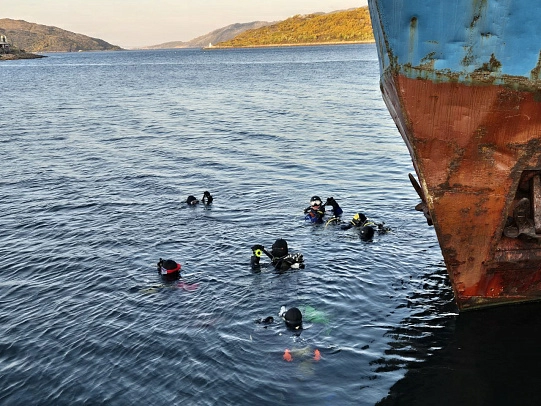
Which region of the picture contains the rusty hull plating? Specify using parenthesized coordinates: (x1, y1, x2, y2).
(368, 0, 541, 310)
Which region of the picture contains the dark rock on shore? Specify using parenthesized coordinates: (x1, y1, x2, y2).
(0, 50, 45, 61)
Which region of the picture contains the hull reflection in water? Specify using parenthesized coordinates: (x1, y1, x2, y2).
(378, 301, 541, 405)
(368, 0, 541, 309)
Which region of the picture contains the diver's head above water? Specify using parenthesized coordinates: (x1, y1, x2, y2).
(186, 195, 199, 205)
(281, 306, 303, 330)
(271, 238, 288, 258)
(157, 258, 181, 280)
(360, 225, 375, 241)
(352, 212, 367, 227)
(310, 196, 322, 209)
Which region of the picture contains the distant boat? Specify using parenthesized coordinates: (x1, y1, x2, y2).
(368, 1, 541, 310)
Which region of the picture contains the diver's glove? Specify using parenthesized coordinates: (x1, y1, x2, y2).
(326, 197, 343, 216)
(256, 316, 274, 324)
(251, 244, 264, 257)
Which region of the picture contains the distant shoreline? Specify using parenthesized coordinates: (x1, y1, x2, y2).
(203, 40, 375, 50)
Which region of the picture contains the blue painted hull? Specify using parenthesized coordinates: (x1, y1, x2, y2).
(369, 0, 541, 80)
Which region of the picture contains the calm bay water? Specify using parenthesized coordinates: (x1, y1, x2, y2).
(2, 45, 540, 405)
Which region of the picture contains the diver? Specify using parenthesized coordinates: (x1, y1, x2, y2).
(186, 195, 199, 205)
(202, 191, 213, 205)
(157, 258, 181, 281)
(279, 306, 322, 363)
(279, 306, 303, 330)
(341, 212, 390, 240)
(250, 238, 304, 272)
(304, 196, 326, 223)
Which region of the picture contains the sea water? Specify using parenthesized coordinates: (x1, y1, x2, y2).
(2, 45, 539, 406)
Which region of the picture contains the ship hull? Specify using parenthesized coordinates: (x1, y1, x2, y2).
(368, 0, 541, 310)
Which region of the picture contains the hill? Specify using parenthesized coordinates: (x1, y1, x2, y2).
(143, 21, 274, 49)
(214, 7, 373, 48)
(0, 19, 122, 52)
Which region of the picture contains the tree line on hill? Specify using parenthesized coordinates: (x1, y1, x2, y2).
(214, 8, 373, 48)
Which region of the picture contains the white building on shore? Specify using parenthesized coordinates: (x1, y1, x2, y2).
(0, 35, 11, 53)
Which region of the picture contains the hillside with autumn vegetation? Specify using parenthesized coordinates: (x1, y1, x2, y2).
(214, 7, 373, 48)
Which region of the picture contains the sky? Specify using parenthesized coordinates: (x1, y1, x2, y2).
(2, 1, 368, 49)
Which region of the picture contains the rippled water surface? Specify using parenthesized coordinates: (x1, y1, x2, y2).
(5, 45, 532, 406)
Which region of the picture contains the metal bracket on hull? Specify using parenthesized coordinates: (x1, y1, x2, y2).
(409, 173, 433, 226)
(504, 172, 541, 241)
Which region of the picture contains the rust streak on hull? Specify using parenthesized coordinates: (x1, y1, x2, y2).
(381, 69, 541, 309)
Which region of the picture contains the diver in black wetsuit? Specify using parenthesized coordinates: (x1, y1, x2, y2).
(341, 212, 390, 240)
(202, 191, 213, 205)
(186, 195, 199, 205)
(250, 238, 304, 272)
